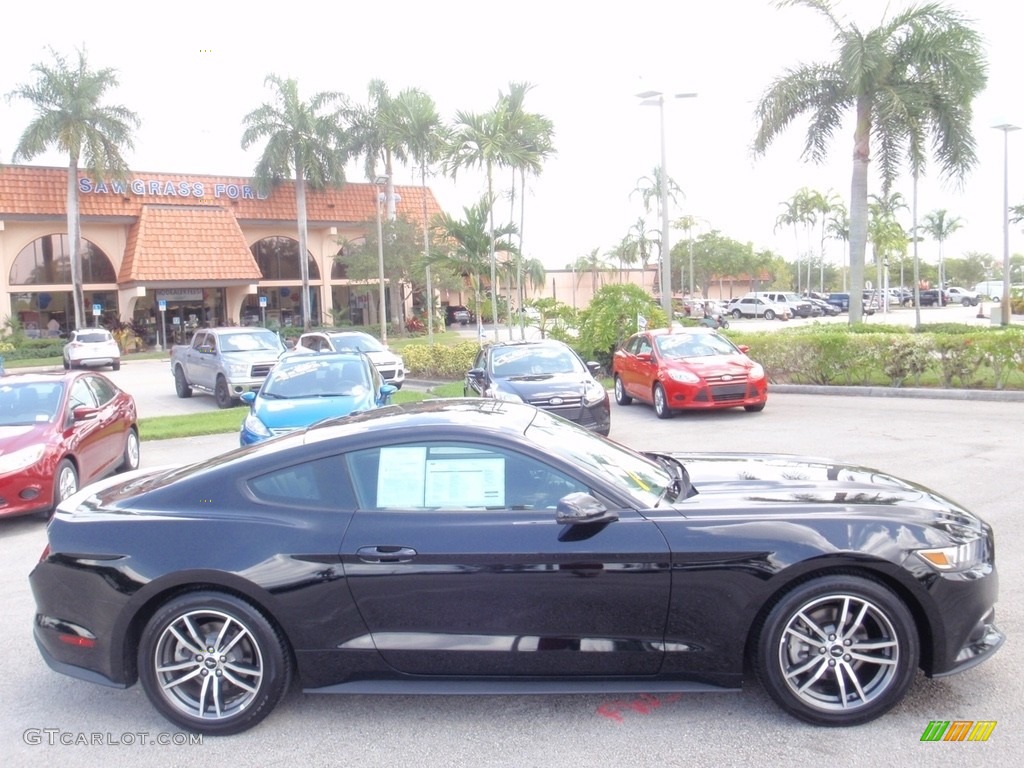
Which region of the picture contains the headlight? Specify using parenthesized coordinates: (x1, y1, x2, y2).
(749, 363, 766, 380)
(242, 412, 271, 438)
(226, 361, 250, 377)
(491, 389, 523, 403)
(916, 539, 985, 572)
(0, 444, 46, 475)
(667, 369, 701, 384)
(395, 355, 405, 372)
(582, 379, 607, 407)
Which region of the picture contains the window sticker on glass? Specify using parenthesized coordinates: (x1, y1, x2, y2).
(377, 446, 427, 507)
(425, 457, 505, 507)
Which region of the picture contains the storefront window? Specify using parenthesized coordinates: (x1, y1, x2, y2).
(9, 234, 116, 285)
(251, 237, 320, 280)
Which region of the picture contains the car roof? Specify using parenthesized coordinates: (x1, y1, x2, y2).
(0, 371, 89, 384)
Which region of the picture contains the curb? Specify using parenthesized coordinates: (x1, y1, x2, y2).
(770, 384, 1024, 402)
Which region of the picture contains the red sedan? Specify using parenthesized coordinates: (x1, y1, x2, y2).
(612, 327, 768, 418)
(0, 371, 139, 518)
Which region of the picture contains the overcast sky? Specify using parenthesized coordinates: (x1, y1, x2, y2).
(2, 0, 1020, 274)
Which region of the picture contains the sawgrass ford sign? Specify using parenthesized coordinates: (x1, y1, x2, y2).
(78, 177, 266, 200)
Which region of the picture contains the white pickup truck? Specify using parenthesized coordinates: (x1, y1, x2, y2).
(170, 327, 284, 408)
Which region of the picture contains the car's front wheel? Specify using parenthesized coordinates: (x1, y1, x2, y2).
(613, 375, 632, 405)
(732, 309, 743, 319)
(47, 459, 78, 517)
(214, 376, 234, 409)
(118, 428, 140, 472)
(744, 402, 766, 412)
(764, 309, 776, 321)
(653, 383, 673, 419)
(138, 592, 291, 735)
(755, 575, 918, 726)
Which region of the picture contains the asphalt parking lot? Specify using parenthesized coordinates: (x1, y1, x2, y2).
(3, 309, 1022, 766)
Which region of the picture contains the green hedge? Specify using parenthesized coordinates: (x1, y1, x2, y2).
(0, 338, 65, 361)
(727, 324, 1024, 390)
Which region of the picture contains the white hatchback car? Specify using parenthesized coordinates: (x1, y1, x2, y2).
(63, 328, 121, 371)
(297, 330, 405, 388)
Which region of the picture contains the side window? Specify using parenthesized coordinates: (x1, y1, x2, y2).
(637, 337, 653, 355)
(473, 350, 486, 370)
(247, 455, 356, 510)
(300, 336, 317, 350)
(625, 336, 640, 355)
(68, 379, 98, 412)
(345, 442, 589, 511)
(191, 332, 207, 351)
(84, 375, 117, 406)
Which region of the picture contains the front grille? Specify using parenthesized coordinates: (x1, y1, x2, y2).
(250, 363, 275, 378)
(380, 370, 396, 380)
(269, 427, 299, 436)
(708, 383, 751, 402)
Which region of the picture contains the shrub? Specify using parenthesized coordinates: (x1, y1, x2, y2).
(933, 335, 986, 388)
(401, 341, 479, 379)
(882, 335, 934, 387)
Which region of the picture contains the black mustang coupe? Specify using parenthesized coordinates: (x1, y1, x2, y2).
(30, 400, 1002, 735)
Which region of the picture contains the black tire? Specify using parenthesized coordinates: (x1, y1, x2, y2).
(732, 309, 743, 319)
(112, 359, 121, 371)
(613, 375, 632, 405)
(653, 383, 673, 419)
(174, 367, 193, 399)
(754, 575, 918, 726)
(214, 376, 234, 409)
(49, 459, 78, 515)
(744, 402, 766, 412)
(62, 356, 70, 371)
(118, 428, 140, 472)
(720, 320, 730, 329)
(137, 591, 291, 735)
(764, 309, 776, 321)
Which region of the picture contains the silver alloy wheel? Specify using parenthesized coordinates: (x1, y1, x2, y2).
(123, 429, 140, 471)
(777, 593, 900, 713)
(152, 609, 264, 722)
(57, 461, 78, 502)
(653, 384, 672, 419)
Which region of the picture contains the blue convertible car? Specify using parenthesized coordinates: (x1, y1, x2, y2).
(239, 351, 396, 445)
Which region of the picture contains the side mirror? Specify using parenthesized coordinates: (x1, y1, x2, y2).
(240, 392, 256, 406)
(380, 383, 398, 402)
(637, 352, 652, 362)
(586, 361, 601, 376)
(72, 406, 99, 421)
(555, 492, 619, 526)
(467, 367, 486, 381)
(737, 344, 750, 353)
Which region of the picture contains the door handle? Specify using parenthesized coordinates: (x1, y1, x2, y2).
(356, 546, 417, 563)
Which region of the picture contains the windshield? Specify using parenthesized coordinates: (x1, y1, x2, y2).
(0, 381, 64, 425)
(656, 333, 738, 360)
(74, 331, 113, 344)
(328, 333, 384, 353)
(261, 357, 370, 399)
(492, 346, 584, 377)
(524, 410, 672, 508)
(219, 331, 283, 353)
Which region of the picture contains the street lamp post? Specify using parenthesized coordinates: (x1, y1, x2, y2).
(638, 91, 697, 323)
(373, 175, 389, 344)
(995, 123, 1020, 326)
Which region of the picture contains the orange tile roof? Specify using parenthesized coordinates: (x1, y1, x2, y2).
(119, 206, 261, 283)
(0, 164, 442, 226)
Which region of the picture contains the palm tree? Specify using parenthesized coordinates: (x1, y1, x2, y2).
(445, 102, 513, 340)
(241, 75, 348, 331)
(631, 167, 684, 216)
(827, 202, 850, 290)
(390, 87, 446, 340)
(921, 209, 964, 305)
(347, 80, 407, 219)
(806, 189, 840, 292)
(575, 248, 612, 296)
(753, 0, 987, 323)
(774, 190, 813, 293)
(8, 48, 139, 330)
(498, 82, 555, 337)
(432, 197, 518, 326)
(625, 218, 657, 291)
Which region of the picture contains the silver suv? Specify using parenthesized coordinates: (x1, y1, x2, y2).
(752, 292, 817, 318)
(726, 296, 791, 321)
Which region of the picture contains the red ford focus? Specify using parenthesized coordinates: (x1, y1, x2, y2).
(0, 371, 139, 518)
(612, 327, 768, 418)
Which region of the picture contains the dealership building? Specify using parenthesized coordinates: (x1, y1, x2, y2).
(0, 165, 440, 343)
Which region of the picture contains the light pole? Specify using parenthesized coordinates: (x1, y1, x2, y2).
(995, 123, 1020, 326)
(373, 175, 389, 344)
(638, 91, 697, 323)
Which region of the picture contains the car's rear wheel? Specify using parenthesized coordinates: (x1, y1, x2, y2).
(118, 428, 140, 472)
(174, 367, 192, 399)
(653, 384, 673, 419)
(613, 375, 632, 405)
(138, 592, 291, 735)
(62, 357, 70, 370)
(755, 575, 917, 726)
(214, 376, 234, 409)
(112, 360, 121, 371)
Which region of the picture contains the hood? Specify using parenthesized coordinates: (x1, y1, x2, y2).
(362, 349, 398, 366)
(665, 356, 755, 377)
(671, 451, 977, 525)
(0, 422, 52, 450)
(253, 391, 375, 428)
(498, 371, 595, 400)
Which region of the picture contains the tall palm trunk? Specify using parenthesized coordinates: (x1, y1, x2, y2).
(294, 162, 312, 331)
(847, 103, 871, 324)
(487, 161, 498, 341)
(67, 157, 86, 329)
